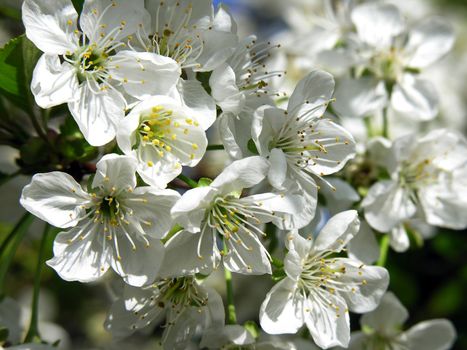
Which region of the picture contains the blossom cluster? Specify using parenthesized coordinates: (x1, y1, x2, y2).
(0, 0, 463, 349)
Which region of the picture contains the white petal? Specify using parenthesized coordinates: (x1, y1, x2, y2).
(360, 291, 409, 336)
(210, 63, 245, 114)
(159, 230, 219, 277)
(306, 119, 356, 176)
(362, 181, 416, 232)
(211, 156, 270, 195)
(287, 70, 334, 120)
(171, 186, 218, 232)
(313, 210, 360, 252)
(260, 278, 305, 334)
(391, 76, 439, 121)
(347, 331, 368, 350)
(268, 148, 288, 190)
(252, 106, 287, 156)
(105, 285, 164, 339)
(22, 0, 78, 54)
(405, 18, 455, 68)
(351, 3, 405, 49)
(176, 79, 216, 130)
(68, 85, 125, 146)
(31, 54, 78, 108)
(389, 224, 410, 252)
(20, 172, 90, 228)
(92, 154, 137, 191)
(110, 233, 164, 287)
(305, 292, 350, 349)
(218, 112, 245, 160)
(125, 187, 180, 239)
(109, 51, 180, 100)
(321, 178, 360, 215)
(348, 221, 380, 265)
(333, 78, 388, 118)
(201, 325, 255, 349)
(405, 319, 456, 350)
(47, 225, 110, 282)
(0, 298, 23, 344)
(223, 229, 271, 275)
(197, 31, 238, 72)
(284, 232, 312, 281)
(332, 258, 389, 313)
(80, 0, 147, 42)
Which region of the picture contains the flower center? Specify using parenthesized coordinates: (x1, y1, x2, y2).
(369, 48, 405, 84)
(399, 159, 437, 191)
(135, 105, 198, 165)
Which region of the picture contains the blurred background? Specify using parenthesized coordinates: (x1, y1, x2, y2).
(0, 0, 466, 349)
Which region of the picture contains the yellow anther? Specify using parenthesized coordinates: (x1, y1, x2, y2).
(174, 122, 180, 127)
(158, 151, 164, 157)
(143, 125, 150, 132)
(184, 129, 189, 135)
(147, 161, 154, 167)
(192, 143, 199, 150)
(142, 136, 150, 142)
(185, 118, 193, 125)
(67, 19, 73, 25)
(171, 134, 177, 140)
(165, 145, 172, 152)
(190, 153, 195, 160)
(152, 139, 160, 146)
(194, 121, 199, 127)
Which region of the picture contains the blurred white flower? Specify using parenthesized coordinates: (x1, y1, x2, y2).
(345, 292, 456, 350)
(260, 211, 389, 349)
(362, 130, 467, 244)
(20, 154, 180, 286)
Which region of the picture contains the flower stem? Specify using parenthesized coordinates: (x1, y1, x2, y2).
(177, 174, 198, 188)
(382, 107, 389, 139)
(206, 144, 224, 151)
(0, 213, 34, 297)
(223, 239, 237, 325)
(377, 234, 390, 267)
(24, 223, 53, 343)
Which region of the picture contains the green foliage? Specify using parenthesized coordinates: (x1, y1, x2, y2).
(0, 35, 41, 112)
(198, 177, 213, 187)
(72, 0, 85, 13)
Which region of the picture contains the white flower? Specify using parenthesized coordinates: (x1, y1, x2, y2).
(346, 292, 456, 350)
(332, 2, 455, 121)
(20, 154, 180, 286)
(134, 0, 238, 72)
(117, 95, 214, 189)
(105, 276, 224, 350)
(259, 211, 389, 349)
(252, 71, 356, 225)
(362, 130, 467, 241)
(161, 156, 306, 276)
(23, 0, 180, 146)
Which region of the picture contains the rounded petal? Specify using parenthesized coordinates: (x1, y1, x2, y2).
(361, 291, 409, 336)
(305, 292, 350, 349)
(284, 232, 312, 281)
(92, 154, 138, 191)
(391, 77, 439, 121)
(31, 54, 78, 109)
(332, 258, 389, 313)
(80, 0, 147, 42)
(348, 221, 380, 265)
(252, 106, 287, 156)
(110, 234, 164, 287)
(68, 85, 125, 147)
(313, 210, 360, 253)
(260, 278, 305, 334)
(210, 63, 245, 114)
(405, 17, 455, 68)
(159, 230, 219, 277)
(22, 0, 78, 54)
(109, 51, 180, 100)
(389, 224, 410, 252)
(223, 229, 272, 275)
(333, 78, 388, 118)
(171, 186, 218, 232)
(211, 156, 270, 195)
(405, 319, 456, 350)
(47, 225, 111, 282)
(362, 181, 417, 233)
(176, 79, 216, 130)
(268, 148, 288, 190)
(20, 172, 90, 228)
(287, 70, 334, 120)
(351, 3, 405, 49)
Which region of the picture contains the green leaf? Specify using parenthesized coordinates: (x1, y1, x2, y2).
(72, 0, 85, 13)
(0, 326, 9, 343)
(247, 139, 259, 155)
(0, 35, 41, 112)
